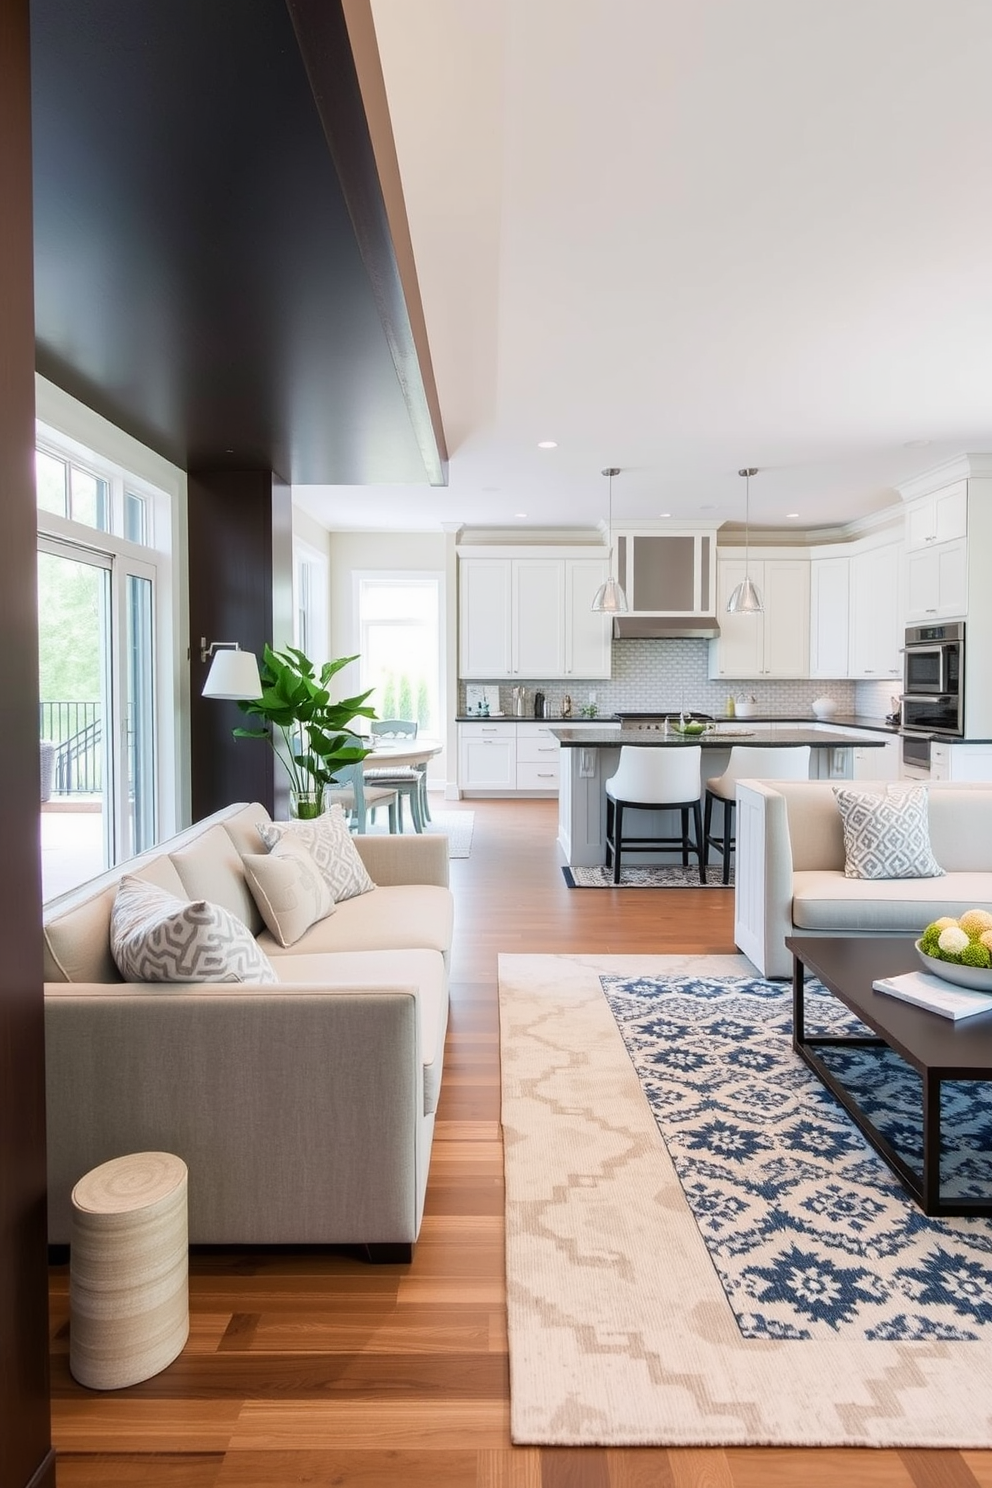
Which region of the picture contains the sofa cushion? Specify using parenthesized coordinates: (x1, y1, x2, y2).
(792, 870, 992, 933)
(833, 784, 944, 880)
(111, 875, 278, 984)
(273, 948, 448, 1114)
(258, 883, 454, 960)
(44, 855, 188, 984)
(170, 824, 264, 935)
(257, 805, 376, 902)
(242, 838, 334, 948)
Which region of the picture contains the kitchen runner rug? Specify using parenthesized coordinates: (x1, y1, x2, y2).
(562, 864, 734, 888)
(498, 953, 992, 1447)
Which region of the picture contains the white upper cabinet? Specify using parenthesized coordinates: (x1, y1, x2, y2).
(458, 552, 612, 679)
(709, 557, 810, 679)
(809, 556, 850, 678)
(564, 559, 613, 677)
(904, 538, 968, 622)
(458, 559, 511, 677)
(512, 560, 565, 676)
(848, 540, 902, 680)
(904, 481, 967, 551)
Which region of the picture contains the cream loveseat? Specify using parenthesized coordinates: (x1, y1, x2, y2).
(734, 780, 992, 978)
(44, 802, 454, 1259)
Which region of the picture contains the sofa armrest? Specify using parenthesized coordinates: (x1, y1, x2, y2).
(352, 833, 449, 888)
(45, 979, 430, 1246)
(734, 780, 796, 979)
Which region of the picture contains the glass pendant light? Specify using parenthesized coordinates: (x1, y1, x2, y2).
(726, 466, 764, 614)
(591, 466, 629, 613)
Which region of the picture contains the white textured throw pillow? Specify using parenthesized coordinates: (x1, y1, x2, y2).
(111, 875, 278, 983)
(256, 803, 376, 902)
(833, 784, 945, 881)
(242, 836, 335, 947)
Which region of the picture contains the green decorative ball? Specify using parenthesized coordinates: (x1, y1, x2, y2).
(960, 942, 992, 969)
(919, 926, 943, 956)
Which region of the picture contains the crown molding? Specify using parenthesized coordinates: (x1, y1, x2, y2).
(896, 452, 992, 502)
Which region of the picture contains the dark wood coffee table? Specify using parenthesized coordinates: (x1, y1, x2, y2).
(786, 935, 992, 1216)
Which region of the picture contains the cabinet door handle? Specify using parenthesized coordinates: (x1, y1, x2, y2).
(538, 746, 556, 753)
(537, 772, 556, 778)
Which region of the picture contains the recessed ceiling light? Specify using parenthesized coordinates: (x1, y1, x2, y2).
(658, 511, 671, 517)
(537, 440, 558, 450)
(515, 512, 528, 519)
(785, 512, 800, 519)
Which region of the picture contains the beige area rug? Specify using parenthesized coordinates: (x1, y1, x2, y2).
(498, 953, 992, 1447)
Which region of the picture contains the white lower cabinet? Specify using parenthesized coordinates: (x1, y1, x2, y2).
(458, 723, 516, 791)
(850, 731, 901, 780)
(516, 724, 561, 791)
(929, 742, 992, 782)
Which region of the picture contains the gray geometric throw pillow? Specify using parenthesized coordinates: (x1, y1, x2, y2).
(256, 804, 376, 903)
(833, 784, 945, 881)
(111, 875, 278, 983)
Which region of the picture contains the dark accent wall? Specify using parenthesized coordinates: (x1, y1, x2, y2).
(0, 3, 57, 1485)
(188, 470, 294, 820)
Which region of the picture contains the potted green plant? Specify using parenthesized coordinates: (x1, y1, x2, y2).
(234, 645, 376, 818)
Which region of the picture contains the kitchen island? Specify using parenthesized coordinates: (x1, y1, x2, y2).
(552, 725, 887, 868)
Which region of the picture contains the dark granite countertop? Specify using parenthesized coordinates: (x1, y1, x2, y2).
(457, 712, 902, 732)
(551, 726, 887, 748)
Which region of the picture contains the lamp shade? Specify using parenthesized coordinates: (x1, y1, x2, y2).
(726, 575, 764, 615)
(591, 574, 629, 614)
(202, 648, 263, 700)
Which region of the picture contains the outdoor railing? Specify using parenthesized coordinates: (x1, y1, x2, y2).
(40, 702, 102, 796)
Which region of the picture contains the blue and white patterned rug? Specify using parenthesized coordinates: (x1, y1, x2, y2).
(601, 972, 992, 1342)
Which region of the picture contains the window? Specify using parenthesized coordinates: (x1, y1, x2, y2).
(37, 434, 164, 899)
(356, 574, 441, 733)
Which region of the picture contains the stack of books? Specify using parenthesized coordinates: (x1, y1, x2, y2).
(872, 971, 992, 1021)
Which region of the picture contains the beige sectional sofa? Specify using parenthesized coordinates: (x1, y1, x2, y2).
(43, 802, 454, 1259)
(734, 780, 992, 978)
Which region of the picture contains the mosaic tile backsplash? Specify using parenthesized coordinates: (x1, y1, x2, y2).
(459, 638, 890, 720)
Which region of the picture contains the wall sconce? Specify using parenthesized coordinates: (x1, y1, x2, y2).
(200, 639, 263, 700)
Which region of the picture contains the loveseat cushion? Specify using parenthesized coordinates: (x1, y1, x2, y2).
(273, 948, 448, 1114)
(792, 870, 992, 933)
(44, 855, 188, 983)
(258, 884, 454, 961)
(170, 824, 264, 936)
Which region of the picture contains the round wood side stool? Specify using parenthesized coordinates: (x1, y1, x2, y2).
(69, 1151, 189, 1390)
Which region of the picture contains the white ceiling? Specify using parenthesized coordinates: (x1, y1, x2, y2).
(294, 0, 992, 536)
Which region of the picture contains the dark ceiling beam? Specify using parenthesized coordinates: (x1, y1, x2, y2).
(288, 0, 448, 487)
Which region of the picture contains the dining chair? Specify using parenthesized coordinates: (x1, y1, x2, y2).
(604, 746, 704, 885)
(703, 745, 811, 884)
(366, 719, 429, 830)
(324, 762, 398, 834)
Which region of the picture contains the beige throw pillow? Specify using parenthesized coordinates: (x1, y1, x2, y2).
(256, 804, 376, 902)
(242, 837, 335, 947)
(833, 784, 945, 881)
(111, 875, 278, 983)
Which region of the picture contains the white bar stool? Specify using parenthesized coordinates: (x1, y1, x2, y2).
(605, 745, 704, 884)
(703, 745, 811, 884)
(69, 1151, 189, 1390)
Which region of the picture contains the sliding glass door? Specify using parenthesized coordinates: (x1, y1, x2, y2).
(38, 537, 157, 898)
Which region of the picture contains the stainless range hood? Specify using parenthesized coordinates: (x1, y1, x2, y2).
(612, 615, 721, 640)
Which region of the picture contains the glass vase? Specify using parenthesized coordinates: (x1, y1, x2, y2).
(290, 788, 323, 820)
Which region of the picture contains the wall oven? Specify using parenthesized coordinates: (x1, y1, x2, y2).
(901, 621, 964, 738)
(903, 621, 964, 697)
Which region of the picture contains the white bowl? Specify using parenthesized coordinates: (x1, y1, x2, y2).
(915, 940, 992, 992)
(734, 702, 758, 719)
(811, 697, 838, 720)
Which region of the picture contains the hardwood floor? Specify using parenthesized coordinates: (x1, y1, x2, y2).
(48, 799, 991, 1487)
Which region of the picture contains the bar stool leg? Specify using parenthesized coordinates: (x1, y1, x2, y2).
(680, 807, 690, 866)
(722, 798, 734, 885)
(613, 801, 624, 884)
(703, 790, 714, 869)
(693, 800, 706, 883)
